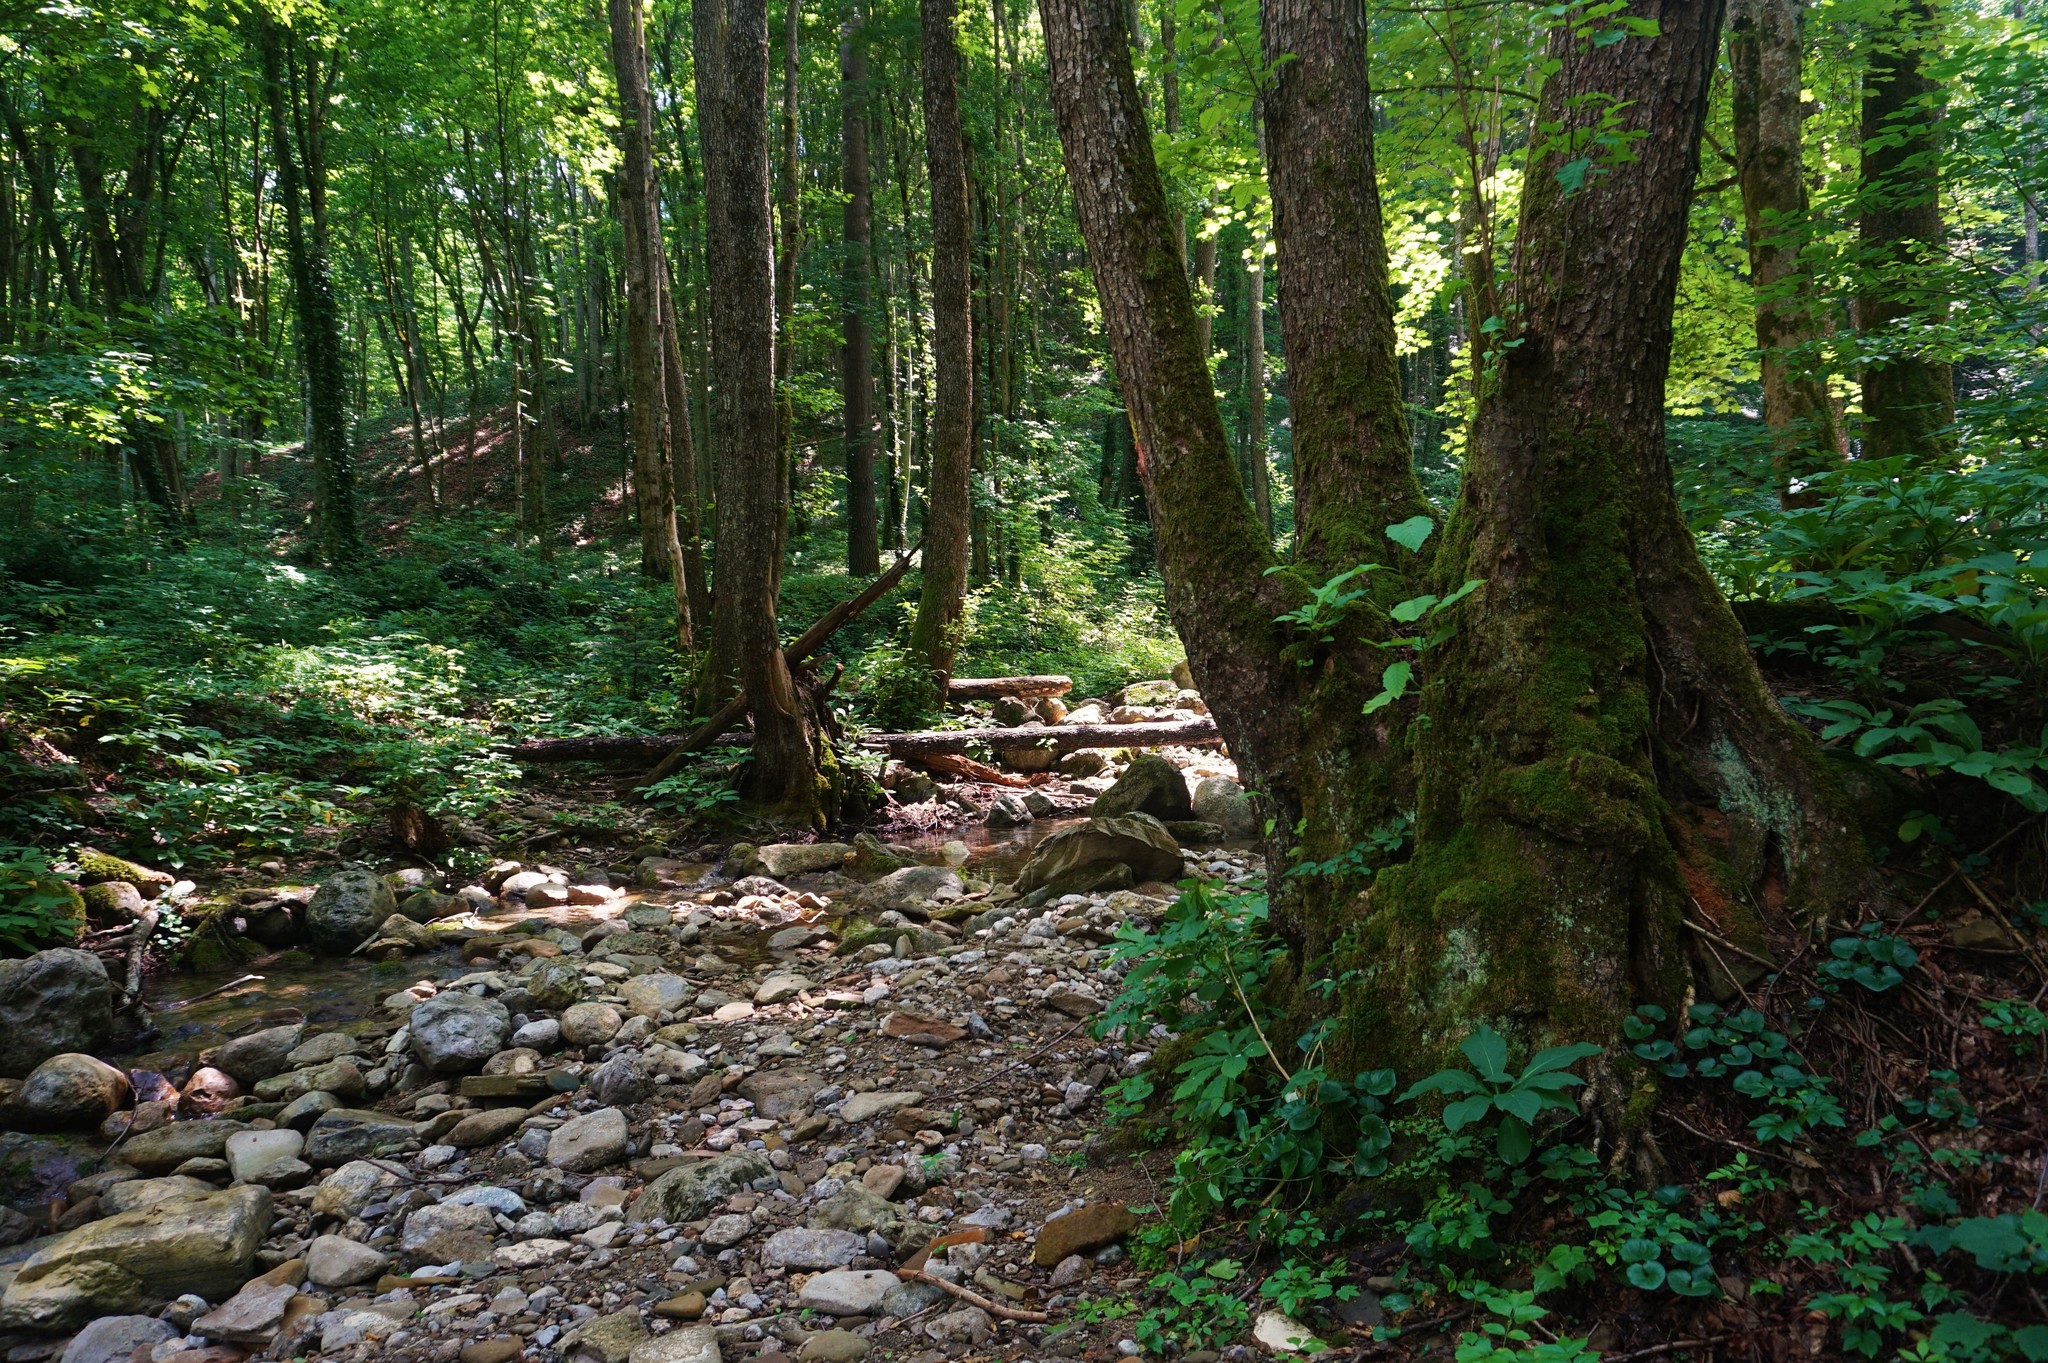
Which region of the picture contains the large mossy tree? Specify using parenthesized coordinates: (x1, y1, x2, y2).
(1043, 0, 1880, 1109)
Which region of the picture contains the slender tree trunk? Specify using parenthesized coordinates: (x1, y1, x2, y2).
(256, 17, 358, 561)
(1241, 235, 1271, 531)
(696, 0, 829, 825)
(1046, 0, 1876, 1085)
(1858, 0, 1952, 462)
(775, 0, 804, 546)
(908, 0, 974, 695)
(842, 2, 880, 574)
(609, 0, 692, 650)
(1729, 0, 1844, 506)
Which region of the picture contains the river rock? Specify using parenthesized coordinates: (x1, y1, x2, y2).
(761, 1227, 865, 1268)
(0, 1185, 270, 1331)
(401, 1202, 498, 1263)
(1013, 812, 1184, 895)
(1192, 775, 1260, 838)
(527, 960, 584, 1010)
(447, 1106, 528, 1148)
(628, 1150, 773, 1223)
(797, 1270, 899, 1316)
(306, 1234, 388, 1288)
(627, 1325, 720, 1363)
(734, 1069, 822, 1119)
(754, 974, 812, 1005)
(120, 1118, 249, 1175)
(0, 949, 114, 1078)
(852, 865, 963, 913)
(57, 1314, 177, 1363)
(305, 1108, 417, 1165)
(102, 1176, 212, 1216)
(1091, 753, 1195, 821)
(548, 1106, 628, 1172)
(409, 993, 511, 1072)
(285, 1031, 357, 1068)
(618, 973, 691, 1018)
(17, 1053, 130, 1129)
(747, 842, 852, 879)
(192, 1275, 298, 1345)
(798, 1330, 869, 1363)
(178, 1066, 242, 1116)
(310, 1161, 395, 1218)
(305, 868, 398, 953)
(837, 1090, 922, 1122)
(1252, 1309, 1323, 1353)
(399, 890, 466, 923)
(211, 1023, 306, 1085)
(512, 1018, 563, 1051)
(225, 1128, 306, 1185)
(562, 1001, 624, 1047)
(1033, 1202, 1137, 1265)
(984, 793, 1033, 828)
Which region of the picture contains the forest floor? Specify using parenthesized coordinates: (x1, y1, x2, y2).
(2, 698, 1265, 1363)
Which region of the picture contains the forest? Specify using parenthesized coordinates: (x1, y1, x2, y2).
(1, 0, 2047, 1358)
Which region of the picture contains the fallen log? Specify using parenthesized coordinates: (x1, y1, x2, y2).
(945, 675, 1072, 701)
(907, 752, 1042, 787)
(862, 716, 1220, 756)
(511, 730, 749, 764)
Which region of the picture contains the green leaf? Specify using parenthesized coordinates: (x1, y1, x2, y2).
(1461, 1026, 1512, 1082)
(1442, 1095, 1495, 1132)
(1385, 516, 1435, 552)
(1556, 157, 1593, 193)
(1495, 1114, 1533, 1163)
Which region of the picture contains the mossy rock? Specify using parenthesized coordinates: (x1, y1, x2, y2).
(73, 848, 173, 897)
(80, 882, 145, 925)
(183, 926, 261, 972)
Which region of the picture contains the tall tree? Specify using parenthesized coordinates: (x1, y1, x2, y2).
(907, 0, 974, 694)
(1044, 0, 1875, 1078)
(1859, 0, 1953, 462)
(774, 0, 803, 539)
(255, 10, 358, 561)
(696, 0, 828, 823)
(609, 0, 696, 647)
(1729, 0, 1844, 506)
(842, 1, 880, 574)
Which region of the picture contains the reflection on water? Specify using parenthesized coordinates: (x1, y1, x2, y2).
(902, 815, 1081, 881)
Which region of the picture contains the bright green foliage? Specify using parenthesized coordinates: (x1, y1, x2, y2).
(1398, 1027, 1601, 1165)
(0, 845, 86, 953)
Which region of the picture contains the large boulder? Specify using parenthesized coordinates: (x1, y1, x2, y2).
(1090, 754, 1195, 822)
(409, 993, 511, 1073)
(1191, 776, 1260, 838)
(744, 843, 852, 879)
(628, 1150, 772, 1223)
(16, 1053, 130, 1130)
(0, 1185, 271, 1331)
(1013, 813, 1185, 896)
(305, 869, 398, 954)
(0, 949, 114, 1079)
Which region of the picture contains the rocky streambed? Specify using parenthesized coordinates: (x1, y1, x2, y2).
(0, 748, 1271, 1363)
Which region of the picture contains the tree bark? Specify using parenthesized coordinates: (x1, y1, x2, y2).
(256, 16, 358, 562)
(1045, 0, 1876, 1084)
(842, 2, 880, 574)
(1858, 0, 1953, 463)
(775, 0, 804, 547)
(1729, 0, 1845, 505)
(696, 0, 829, 826)
(1241, 233, 1272, 531)
(908, 0, 975, 697)
(608, 0, 691, 645)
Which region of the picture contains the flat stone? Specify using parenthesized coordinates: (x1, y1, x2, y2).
(400, 1202, 498, 1264)
(192, 1278, 297, 1344)
(1252, 1310, 1322, 1353)
(549, 1106, 629, 1172)
(653, 1292, 706, 1320)
(754, 975, 813, 1005)
(492, 1239, 571, 1270)
(572, 1310, 648, 1363)
(619, 974, 692, 1018)
(860, 1165, 905, 1200)
(58, 1314, 177, 1363)
(797, 1270, 899, 1316)
(118, 1119, 250, 1175)
(761, 1227, 865, 1269)
(305, 1108, 416, 1165)
(837, 1090, 922, 1122)
(306, 1234, 388, 1289)
(1032, 1202, 1137, 1265)
(447, 1106, 528, 1148)
(627, 1324, 720, 1363)
(225, 1127, 306, 1184)
(460, 1339, 525, 1363)
(797, 1330, 869, 1363)
(880, 1013, 966, 1046)
(628, 1150, 773, 1223)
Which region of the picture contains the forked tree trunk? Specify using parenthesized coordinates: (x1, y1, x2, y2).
(1045, 0, 1877, 1090)
(1729, 0, 1845, 506)
(842, 3, 880, 575)
(696, 0, 830, 826)
(908, 0, 975, 696)
(1858, 0, 1953, 462)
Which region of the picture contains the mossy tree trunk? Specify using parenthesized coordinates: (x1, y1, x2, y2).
(1046, 0, 1879, 1084)
(696, 0, 830, 828)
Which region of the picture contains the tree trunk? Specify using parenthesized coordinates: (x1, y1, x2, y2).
(695, 0, 830, 826)
(1241, 236, 1271, 531)
(1729, 0, 1844, 506)
(256, 17, 358, 562)
(608, 0, 682, 603)
(842, 2, 880, 575)
(1045, 0, 1876, 1086)
(775, 0, 804, 550)
(1858, 0, 1952, 463)
(908, 0, 975, 697)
